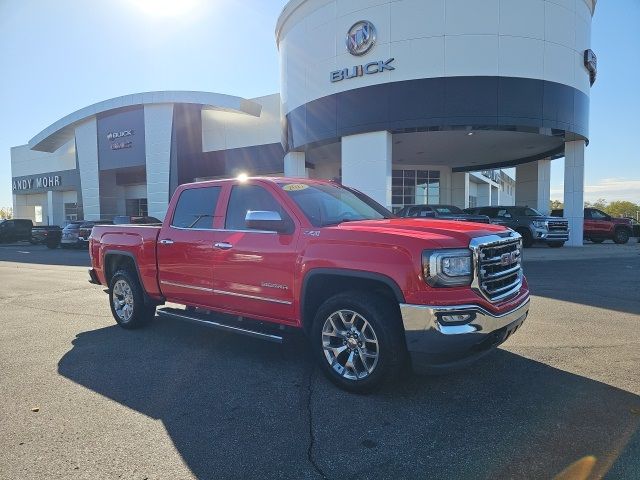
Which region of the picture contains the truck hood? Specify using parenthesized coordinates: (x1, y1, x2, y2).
(328, 218, 508, 248)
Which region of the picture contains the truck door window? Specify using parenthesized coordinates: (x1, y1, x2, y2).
(225, 184, 290, 231)
(171, 187, 221, 229)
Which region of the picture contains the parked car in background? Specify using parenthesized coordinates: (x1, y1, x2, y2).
(31, 225, 62, 249)
(624, 217, 640, 240)
(465, 206, 569, 248)
(0, 219, 33, 244)
(551, 208, 634, 244)
(113, 215, 162, 225)
(78, 220, 113, 247)
(60, 221, 85, 248)
(397, 204, 491, 223)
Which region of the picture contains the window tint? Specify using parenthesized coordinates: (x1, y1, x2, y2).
(225, 184, 289, 230)
(171, 186, 221, 229)
(591, 209, 608, 220)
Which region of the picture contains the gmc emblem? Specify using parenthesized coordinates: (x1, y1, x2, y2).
(500, 251, 518, 266)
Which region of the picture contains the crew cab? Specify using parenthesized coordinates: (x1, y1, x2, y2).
(89, 178, 530, 391)
(551, 208, 634, 244)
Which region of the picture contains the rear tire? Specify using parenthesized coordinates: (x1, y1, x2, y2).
(108, 270, 155, 329)
(613, 228, 630, 244)
(548, 242, 565, 248)
(46, 240, 59, 249)
(591, 238, 604, 244)
(311, 291, 407, 393)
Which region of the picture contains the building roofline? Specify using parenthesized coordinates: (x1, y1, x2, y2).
(29, 90, 262, 153)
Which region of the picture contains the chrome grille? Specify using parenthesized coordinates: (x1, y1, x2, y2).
(472, 235, 523, 302)
(548, 220, 568, 232)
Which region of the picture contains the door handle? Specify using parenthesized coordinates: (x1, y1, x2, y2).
(214, 242, 233, 250)
(159, 239, 174, 245)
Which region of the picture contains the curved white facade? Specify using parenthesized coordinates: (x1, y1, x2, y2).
(277, 0, 595, 115)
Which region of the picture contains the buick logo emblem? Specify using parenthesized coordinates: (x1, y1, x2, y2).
(346, 20, 376, 56)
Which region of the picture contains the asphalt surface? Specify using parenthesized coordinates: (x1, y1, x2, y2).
(0, 242, 638, 479)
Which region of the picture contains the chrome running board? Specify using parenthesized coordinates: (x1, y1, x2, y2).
(157, 307, 283, 344)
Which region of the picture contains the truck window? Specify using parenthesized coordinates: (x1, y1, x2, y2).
(225, 184, 290, 231)
(171, 186, 221, 229)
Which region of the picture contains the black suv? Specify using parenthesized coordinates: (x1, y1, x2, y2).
(0, 219, 33, 243)
(465, 206, 569, 247)
(397, 204, 491, 223)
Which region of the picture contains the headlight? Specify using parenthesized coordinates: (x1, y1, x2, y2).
(422, 249, 473, 287)
(533, 220, 548, 229)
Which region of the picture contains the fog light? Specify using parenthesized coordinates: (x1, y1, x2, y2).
(441, 314, 473, 323)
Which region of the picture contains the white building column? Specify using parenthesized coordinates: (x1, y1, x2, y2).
(563, 141, 586, 246)
(75, 118, 100, 220)
(144, 104, 174, 221)
(515, 159, 551, 214)
(341, 131, 392, 208)
(284, 151, 307, 178)
(47, 191, 64, 226)
(451, 172, 469, 209)
(477, 182, 491, 207)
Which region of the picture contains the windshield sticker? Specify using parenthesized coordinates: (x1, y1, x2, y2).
(282, 183, 309, 192)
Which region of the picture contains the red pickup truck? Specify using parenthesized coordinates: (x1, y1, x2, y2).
(551, 208, 634, 244)
(89, 177, 530, 391)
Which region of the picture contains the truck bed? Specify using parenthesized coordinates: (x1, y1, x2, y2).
(90, 225, 163, 298)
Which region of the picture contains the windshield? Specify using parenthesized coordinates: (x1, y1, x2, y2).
(434, 205, 463, 214)
(279, 182, 392, 227)
(509, 207, 543, 217)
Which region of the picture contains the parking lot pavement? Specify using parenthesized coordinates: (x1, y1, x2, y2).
(0, 244, 638, 479)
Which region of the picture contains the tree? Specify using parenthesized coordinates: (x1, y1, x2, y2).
(604, 201, 640, 219)
(585, 198, 607, 210)
(0, 207, 13, 220)
(550, 200, 564, 210)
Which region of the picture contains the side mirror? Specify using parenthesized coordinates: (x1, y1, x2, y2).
(245, 210, 290, 233)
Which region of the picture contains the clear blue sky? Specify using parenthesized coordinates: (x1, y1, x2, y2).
(1, 0, 638, 208)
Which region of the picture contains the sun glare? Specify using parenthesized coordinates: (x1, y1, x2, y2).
(130, 0, 200, 18)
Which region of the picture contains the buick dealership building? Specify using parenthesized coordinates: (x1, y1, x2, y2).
(11, 0, 595, 245)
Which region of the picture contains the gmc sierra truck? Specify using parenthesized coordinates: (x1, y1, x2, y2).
(89, 177, 530, 391)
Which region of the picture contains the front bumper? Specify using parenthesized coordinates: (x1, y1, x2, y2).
(534, 228, 569, 242)
(400, 295, 530, 373)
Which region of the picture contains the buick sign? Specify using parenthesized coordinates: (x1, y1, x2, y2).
(331, 21, 395, 83)
(107, 130, 134, 141)
(346, 20, 376, 56)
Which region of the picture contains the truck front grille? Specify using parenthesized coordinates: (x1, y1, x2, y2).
(475, 237, 522, 302)
(548, 220, 569, 232)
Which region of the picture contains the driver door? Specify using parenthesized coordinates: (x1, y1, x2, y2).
(212, 182, 298, 324)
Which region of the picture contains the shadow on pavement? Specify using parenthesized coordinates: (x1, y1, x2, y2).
(0, 244, 90, 267)
(522, 252, 640, 315)
(58, 317, 640, 480)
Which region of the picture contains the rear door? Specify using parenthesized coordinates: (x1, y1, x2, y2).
(212, 182, 298, 324)
(157, 185, 223, 308)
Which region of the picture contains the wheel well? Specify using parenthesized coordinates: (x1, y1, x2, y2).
(301, 272, 402, 335)
(104, 254, 137, 285)
(614, 225, 631, 234)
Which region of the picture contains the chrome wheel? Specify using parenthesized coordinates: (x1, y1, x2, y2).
(112, 279, 134, 323)
(322, 309, 379, 381)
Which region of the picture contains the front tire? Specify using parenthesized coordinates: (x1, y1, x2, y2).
(517, 229, 534, 248)
(108, 270, 155, 329)
(613, 228, 630, 244)
(311, 292, 407, 393)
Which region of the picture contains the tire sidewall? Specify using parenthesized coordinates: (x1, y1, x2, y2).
(108, 270, 153, 329)
(311, 292, 405, 393)
(614, 228, 630, 244)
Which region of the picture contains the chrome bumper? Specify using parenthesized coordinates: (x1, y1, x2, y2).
(400, 295, 530, 372)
